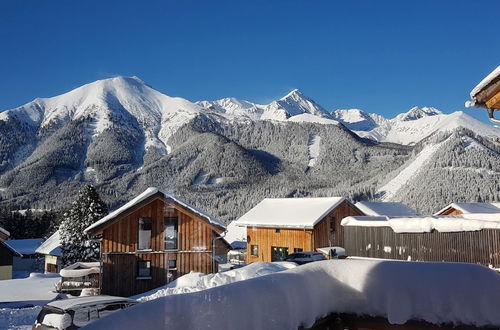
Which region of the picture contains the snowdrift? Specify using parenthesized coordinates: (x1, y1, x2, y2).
(83, 259, 500, 329)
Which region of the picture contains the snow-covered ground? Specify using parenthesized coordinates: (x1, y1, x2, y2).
(0, 273, 61, 309)
(84, 259, 500, 330)
(0, 306, 41, 330)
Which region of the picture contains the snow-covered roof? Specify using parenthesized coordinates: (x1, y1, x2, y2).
(224, 221, 247, 249)
(0, 240, 22, 257)
(434, 202, 500, 215)
(0, 225, 9, 237)
(235, 197, 346, 229)
(85, 187, 225, 234)
(35, 230, 62, 256)
(342, 214, 500, 233)
(355, 201, 420, 217)
(5, 238, 43, 255)
(47, 295, 136, 310)
(60, 261, 101, 277)
(470, 65, 500, 98)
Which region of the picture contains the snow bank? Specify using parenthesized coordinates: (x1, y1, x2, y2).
(342, 215, 500, 233)
(84, 259, 500, 329)
(0, 273, 62, 308)
(60, 262, 100, 277)
(133, 262, 297, 302)
(0, 306, 41, 330)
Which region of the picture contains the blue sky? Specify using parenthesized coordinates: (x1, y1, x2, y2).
(0, 0, 499, 121)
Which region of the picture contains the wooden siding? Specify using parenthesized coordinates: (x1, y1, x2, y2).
(436, 207, 463, 216)
(245, 201, 363, 263)
(486, 87, 500, 109)
(246, 227, 314, 263)
(344, 226, 500, 268)
(0, 231, 8, 241)
(313, 201, 364, 248)
(100, 196, 226, 296)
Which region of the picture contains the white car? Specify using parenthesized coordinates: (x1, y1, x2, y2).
(32, 295, 137, 330)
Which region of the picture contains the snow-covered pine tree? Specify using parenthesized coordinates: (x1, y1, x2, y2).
(60, 185, 108, 266)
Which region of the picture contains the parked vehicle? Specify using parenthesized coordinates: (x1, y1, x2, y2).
(32, 295, 137, 329)
(284, 251, 326, 265)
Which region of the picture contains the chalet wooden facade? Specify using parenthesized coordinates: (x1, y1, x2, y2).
(235, 197, 364, 263)
(85, 188, 229, 297)
(35, 230, 63, 273)
(434, 202, 500, 216)
(467, 65, 500, 123)
(342, 215, 500, 268)
(0, 227, 21, 280)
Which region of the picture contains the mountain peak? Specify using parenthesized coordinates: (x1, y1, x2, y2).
(395, 106, 443, 121)
(280, 88, 306, 100)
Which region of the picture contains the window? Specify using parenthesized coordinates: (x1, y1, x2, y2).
(164, 217, 179, 250)
(294, 248, 303, 253)
(330, 216, 337, 233)
(250, 245, 259, 257)
(271, 246, 289, 262)
(137, 260, 151, 278)
(168, 259, 177, 269)
(138, 217, 152, 250)
(275, 228, 281, 233)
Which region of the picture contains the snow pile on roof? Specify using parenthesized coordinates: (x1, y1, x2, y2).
(60, 262, 100, 278)
(224, 221, 247, 249)
(36, 230, 62, 256)
(0, 273, 62, 309)
(85, 187, 225, 233)
(133, 261, 297, 302)
(470, 65, 500, 98)
(435, 202, 500, 215)
(0, 225, 9, 237)
(342, 214, 500, 233)
(85, 259, 500, 329)
(235, 197, 345, 229)
(5, 238, 43, 255)
(355, 201, 420, 217)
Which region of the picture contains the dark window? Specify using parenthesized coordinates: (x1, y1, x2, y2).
(330, 216, 337, 233)
(138, 217, 152, 250)
(137, 260, 151, 278)
(168, 259, 177, 269)
(271, 246, 289, 262)
(275, 228, 280, 233)
(250, 245, 258, 257)
(164, 217, 179, 250)
(294, 248, 303, 253)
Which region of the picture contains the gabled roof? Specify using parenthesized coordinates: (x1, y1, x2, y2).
(35, 230, 62, 256)
(434, 202, 500, 216)
(342, 214, 500, 233)
(4, 238, 43, 255)
(470, 65, 500, 99)
(235, 197, 346, 229)
(0, 226, 9, 238)
(85, 187, 226, 234)
(0, 240, 22, 257)
(355, 201, 420, 217)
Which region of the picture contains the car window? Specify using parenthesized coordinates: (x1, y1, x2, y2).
(72, 306, 100, 327)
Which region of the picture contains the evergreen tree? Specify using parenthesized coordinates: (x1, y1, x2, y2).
(59, 185, 108, 266)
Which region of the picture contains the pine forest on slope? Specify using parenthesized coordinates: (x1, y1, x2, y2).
(0, 76, 499, 222)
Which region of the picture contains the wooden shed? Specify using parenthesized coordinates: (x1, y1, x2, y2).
(35, 230, 63, 273)
(466, 65, 500, 123)
(434, 202, 500, 216)
(84, 187, 229, 297)
(342, 214, 500, 268)
(0, 240, 22, 280)
(235, 197, 364, 263)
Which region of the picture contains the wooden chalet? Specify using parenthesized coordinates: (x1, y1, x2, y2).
(434, 202, 500, 216)
(235, 197, 364, 263)
(0, 227, 22, 280)
(35, 230, 63, 273)
(84, 187, 229, 297)
(466, 65, 500, 123)
(342, 214, 500, 268)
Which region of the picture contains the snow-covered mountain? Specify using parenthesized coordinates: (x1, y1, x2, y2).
(0, 76, 498, 218)
(335, 106, 500, 145)
(197, 89, 336, 123)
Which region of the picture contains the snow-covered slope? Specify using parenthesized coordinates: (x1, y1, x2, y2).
(0, 76, 204, 154)
(337, 106, 500, 145)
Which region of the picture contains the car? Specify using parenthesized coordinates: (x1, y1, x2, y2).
(284, 251, 327, 265)
(32, 295, 138, 330)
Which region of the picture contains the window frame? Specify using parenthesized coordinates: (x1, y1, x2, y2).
(137, 217, 152, 251)
(164, 216, 179, 251)
(330, 216, 337, 233)
(137, 260, 152, 279)
(250, 244, 259, 257)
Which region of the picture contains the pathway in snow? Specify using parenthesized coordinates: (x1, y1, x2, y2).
(377, 141, 443, 201)
(307, 135, 321, 167)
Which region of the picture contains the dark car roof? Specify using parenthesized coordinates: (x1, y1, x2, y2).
(47, 296, 136, 311)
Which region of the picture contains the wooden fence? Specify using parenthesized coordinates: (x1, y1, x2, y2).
(343, 226, 500, 268)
